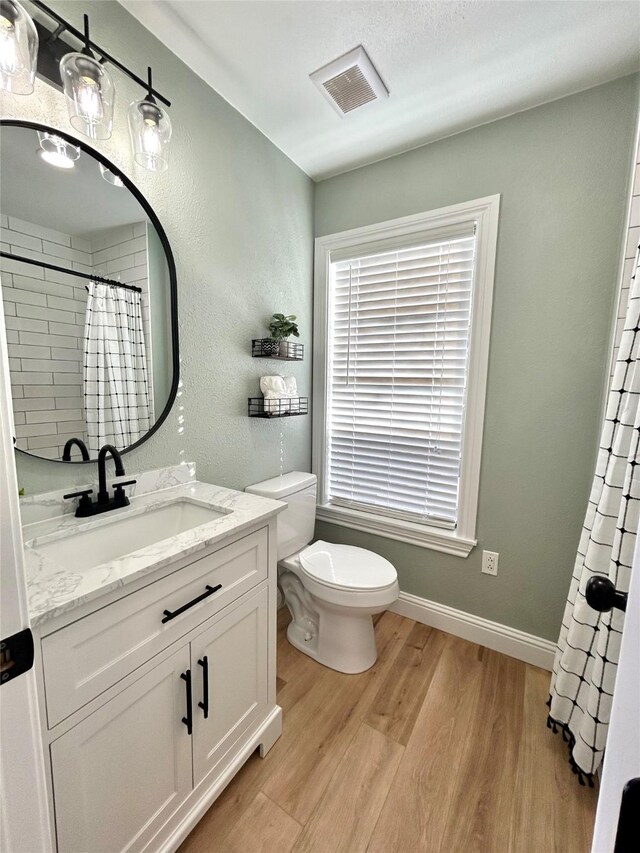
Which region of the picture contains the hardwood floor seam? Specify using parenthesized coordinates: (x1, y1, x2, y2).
(260, 790, 304, 829)
(363, 729, 408, 853)
(292, 722, 405, 853)
(258, 769, 310, 829)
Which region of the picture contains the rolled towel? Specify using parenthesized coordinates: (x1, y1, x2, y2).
(284, 376, 299, 412)
(260, 375, 298, 414)
(283, 376, 297, 395)
(260, 375, 286, 396)
(260, 375, 289, 414)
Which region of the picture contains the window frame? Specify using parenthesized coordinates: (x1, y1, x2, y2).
(313, 195, 500, 558)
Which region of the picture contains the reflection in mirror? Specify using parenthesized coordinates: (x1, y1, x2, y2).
(0, 123, 177, 462)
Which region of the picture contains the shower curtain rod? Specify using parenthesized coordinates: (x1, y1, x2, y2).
(0, 251, 143, 293)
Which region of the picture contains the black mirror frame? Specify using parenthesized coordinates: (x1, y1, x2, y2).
(1, 119, 179, 464)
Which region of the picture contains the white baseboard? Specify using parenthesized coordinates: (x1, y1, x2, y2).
(390, 591, 556, 671)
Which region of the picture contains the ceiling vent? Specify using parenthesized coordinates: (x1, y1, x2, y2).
(310, 46, 388, 117)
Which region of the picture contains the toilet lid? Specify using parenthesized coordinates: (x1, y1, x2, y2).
(299, 541, 397, 591)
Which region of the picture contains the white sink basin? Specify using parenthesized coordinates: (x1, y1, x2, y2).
(28, 500, 229, 571)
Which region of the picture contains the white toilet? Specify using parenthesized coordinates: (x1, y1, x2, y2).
(245, 472, 399, 673)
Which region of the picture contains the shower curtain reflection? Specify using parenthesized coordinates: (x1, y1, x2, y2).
(83, 281, 152, 455)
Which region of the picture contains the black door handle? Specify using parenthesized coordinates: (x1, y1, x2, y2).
(585, 576, 628, 613)
(180, 669, 193, 735)
(198, 655, 209, 719)
(615, 777, 640, 852)
(162, 583, 222, 623)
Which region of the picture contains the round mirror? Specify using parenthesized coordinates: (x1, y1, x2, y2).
(0, 120, 178, 463)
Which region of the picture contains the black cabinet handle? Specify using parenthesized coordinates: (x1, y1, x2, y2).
(585, 576, 628, 613)
(198, 655, 209, 719)
(162, 584, 222, 624)
(180, 669, 193, 735)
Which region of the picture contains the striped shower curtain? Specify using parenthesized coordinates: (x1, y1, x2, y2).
(83, 282, 151, 456)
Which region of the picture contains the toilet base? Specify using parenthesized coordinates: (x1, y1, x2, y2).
(286, 602, 380, 674)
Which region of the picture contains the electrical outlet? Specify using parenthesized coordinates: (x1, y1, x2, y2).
(482, 550, 499, 576)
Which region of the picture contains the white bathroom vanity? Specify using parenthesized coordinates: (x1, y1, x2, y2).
(21, 465, 284, 853)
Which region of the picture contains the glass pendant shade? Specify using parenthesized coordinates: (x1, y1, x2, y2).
(128, 98, 171, 172)
(0, 0, 38, 95)
(99, 163, 124, 187)
(59, 52, 114, 140)
(37, 131, 80, 169)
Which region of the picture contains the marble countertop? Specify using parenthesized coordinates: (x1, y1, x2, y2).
(24, 480, 284, 627)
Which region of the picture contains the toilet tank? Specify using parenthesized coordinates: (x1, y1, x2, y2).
(245, 472, 317, 560)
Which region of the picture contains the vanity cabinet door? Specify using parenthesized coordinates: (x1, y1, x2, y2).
(50, 645, 192, 853)
(192, 585, 269, 787)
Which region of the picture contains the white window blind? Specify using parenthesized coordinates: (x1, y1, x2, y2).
(326, 228, 477, 528)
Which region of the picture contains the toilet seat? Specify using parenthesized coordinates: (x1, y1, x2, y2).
(299, 540, 397, 592)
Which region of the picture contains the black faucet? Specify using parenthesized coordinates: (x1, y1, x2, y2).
(97, 444, 125, 504)
(62, 437, 90, 462)
(64, 444, 136, 518)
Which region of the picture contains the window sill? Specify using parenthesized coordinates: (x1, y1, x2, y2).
(315, 504, 476, 558)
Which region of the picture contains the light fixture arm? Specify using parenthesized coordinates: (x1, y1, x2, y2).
(80, 13, 92, 58)
(31, 0, 171, 107)
(146, 65, 156, 104)
(44, 21, 65, 43)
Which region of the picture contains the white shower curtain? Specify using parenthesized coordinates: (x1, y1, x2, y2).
(83, 282, 151, 456)
(548, 244, 640, 784)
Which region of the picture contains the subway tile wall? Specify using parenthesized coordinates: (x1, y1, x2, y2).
(1, 216, 88, 459)
(1, 216, 152, 459)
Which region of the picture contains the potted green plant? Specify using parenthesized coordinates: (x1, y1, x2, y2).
(265, 313, 299, 356)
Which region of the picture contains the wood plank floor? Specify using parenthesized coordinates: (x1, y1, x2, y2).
(178, 609, 598, 853)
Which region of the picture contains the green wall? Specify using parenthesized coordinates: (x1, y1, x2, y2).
(314, 75, 639, 641)
(2, 0, 314, 495)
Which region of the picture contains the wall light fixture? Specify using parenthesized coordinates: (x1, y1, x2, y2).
(9, 1, 173, 172)
(0, 0, 38, 94)
(37, 129, 80, 168)
(59, 15, 115, 140)
(128, 68, 172, 172)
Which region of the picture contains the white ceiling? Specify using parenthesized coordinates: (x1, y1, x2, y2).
(122, 0, 640, 180)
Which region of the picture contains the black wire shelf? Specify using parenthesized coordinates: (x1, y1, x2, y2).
(248, 397, 308, 418)
(251, 339, 304, 361)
